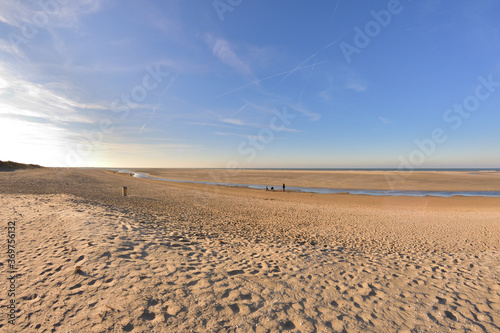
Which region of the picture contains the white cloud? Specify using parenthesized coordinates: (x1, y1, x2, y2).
(0, 65, 107, 124)
(186, 121, 238, 130)
(335, 66, 368, 92)
(288, 103, 321, 121)
(97, 141, 196, 154)
(318, 88, 333, 103)
(0, 0, 104, 30)
(205, 34, 254, 79)
(0, 38, 26, 60)
(214, 131, 249, 138)
(346, 81, 367, 92)
(378, 116, 393, 124)
(221, 118, 245, 126)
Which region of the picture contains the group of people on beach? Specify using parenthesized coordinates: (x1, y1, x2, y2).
(266, 183, 286, 192)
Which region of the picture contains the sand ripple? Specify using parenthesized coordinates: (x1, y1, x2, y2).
(1, 192, 499, 332)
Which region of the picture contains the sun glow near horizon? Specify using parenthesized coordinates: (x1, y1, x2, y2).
(1, 1, 500, 169)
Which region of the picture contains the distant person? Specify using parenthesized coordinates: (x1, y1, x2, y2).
(271, 186, 274, 191)
(266, 186, 269, 191)
(283, 183, 286, 192)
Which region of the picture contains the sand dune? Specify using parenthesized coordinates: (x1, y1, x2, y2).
(1, 168, 499, 332)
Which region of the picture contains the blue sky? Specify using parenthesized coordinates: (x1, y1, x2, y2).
(1, 0, 499, 168)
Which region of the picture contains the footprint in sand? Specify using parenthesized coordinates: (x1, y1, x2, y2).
(228, 304, 240, 314)
(140, 309, 156, 321)
(100, 251, 111, 259)
(227, 269, 245, 276)
(436, 296, 447, 304)
(118, 253, 132, 259)
(444, 310, 457, 321)
(121, 221, 134, 231)
(21, 293, 38, 302)
(69, 283, 82, 291)
(68, 283, 84, 296)
(122, 323, 134, 332)
(280, 320, 296, 330)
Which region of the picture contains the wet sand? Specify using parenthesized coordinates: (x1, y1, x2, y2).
(0, 168, 499, 332)
(134, 168, 500, 191)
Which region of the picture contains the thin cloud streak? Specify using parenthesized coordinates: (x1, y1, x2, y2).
(210, 61, 327, 100)
(205, 34, 255, 79)
(0, 0, 104, 29)
(378, 116, 394, 125)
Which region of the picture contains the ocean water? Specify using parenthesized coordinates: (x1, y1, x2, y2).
(110, 169, 500, 198)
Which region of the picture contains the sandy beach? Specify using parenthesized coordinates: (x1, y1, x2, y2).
(1, 168, 499, 332)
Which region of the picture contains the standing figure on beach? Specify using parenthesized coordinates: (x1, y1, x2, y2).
(271, 186, 274, 191)
(283, 183, 286, 192)
(266, 186, 268, 191)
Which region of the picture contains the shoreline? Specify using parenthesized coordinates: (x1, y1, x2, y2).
(130, 168, 500, 192)
(110, 168, 500, 197)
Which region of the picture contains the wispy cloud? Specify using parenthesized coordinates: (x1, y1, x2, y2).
(329, 0, 342, 27)
(99, 141, 196, 154)
(214, 131, 250, 138)
(0, 1, 34, 28)
(378, 116, 394, 125)
(211, 61, 325, 100)
(0, 0, 104, 29)
(138, 103, 160, 134)
(0, 65, 107, 124)
(205, 34, 255, 79)
(215, 127, 300, 140)
(229, 103, 248, 117)
(318, 88, 334, 103)
(288, 103, 321, 121)
(158, 58, 209, 75)
(186, 121, 239, 130)
(242, 96, 321, 122)
(280, 39, 337, 83)
(221, 118, 246, 126)
(346, 81, 367, 92)
(0, 39, 26, 60)
(333, 66, 368, 92)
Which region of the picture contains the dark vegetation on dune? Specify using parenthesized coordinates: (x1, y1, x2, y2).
(0, 160, 43, 171)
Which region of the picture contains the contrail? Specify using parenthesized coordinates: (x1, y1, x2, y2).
(138, 102, 160, 134)
(230, 103, 248, 117)
(328, 0, 341, 29)
(138, 75, 176, 133)
(279, 53, 319, 83)
(299, 62, 317, 102)
(210, 61, 326, 100)
(280, 37, 339, 83)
